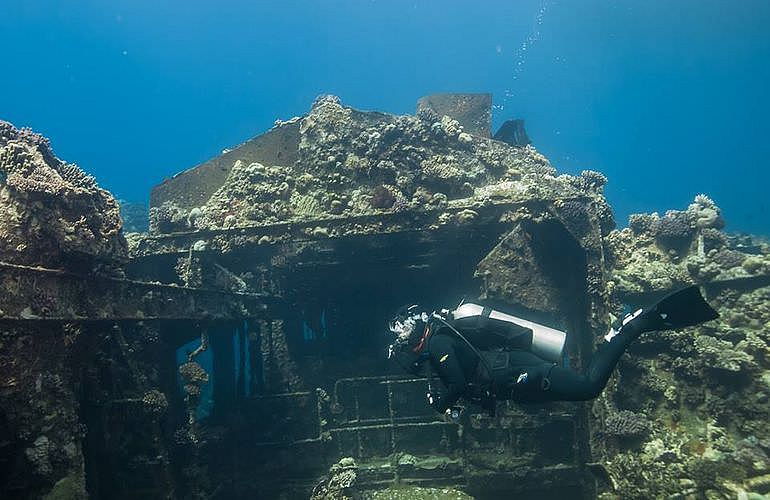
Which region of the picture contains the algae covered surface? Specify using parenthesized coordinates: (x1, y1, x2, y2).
(1, 94, 770, 500)
(148, 95, 607, 235)
(366, 486, 473, 500)
(594, 197, 770, 499)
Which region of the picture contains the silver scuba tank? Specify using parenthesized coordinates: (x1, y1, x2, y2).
(450, 303, 567, 363)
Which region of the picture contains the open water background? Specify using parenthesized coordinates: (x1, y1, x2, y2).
(1, 0, 769, 234)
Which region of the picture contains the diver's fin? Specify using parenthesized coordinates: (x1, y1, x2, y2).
(640, 285, 719, 332)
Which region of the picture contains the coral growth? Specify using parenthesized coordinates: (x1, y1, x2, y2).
(179, 361, 209, 402)
(689, 194, 725, 230)
(566, 169, 608, 194)
(604, 410, 651, 437)
(652, 210, 695, 251)
(141, 389, 169, 417)
(311, 457, 358, 500)
(600, 195, 770, 498)
(554, 199, 593, 238)
(604, 196, 770, 295)
(173, 96, 600, 231)
(0, 120, 127, 270)
(370, 184, 396, 209)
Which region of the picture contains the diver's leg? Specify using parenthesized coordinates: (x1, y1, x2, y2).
(526, 315, 649, 402)
(511, 344, 632, 403)
(522, 287, 719, 402)
(538, 365, 605, 401)
(510, 313, 669, 402)
(512, 287, 719, 403)
(507, 305, 655, 402)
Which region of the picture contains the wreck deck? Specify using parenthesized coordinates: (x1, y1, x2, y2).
(130, 198, 590, 258)
(0, 261, 282, 322)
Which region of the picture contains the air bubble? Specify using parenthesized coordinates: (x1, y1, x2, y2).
(499, 0, 551, 113)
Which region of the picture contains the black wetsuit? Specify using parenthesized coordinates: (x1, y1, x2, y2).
(422, 316, 649, 412)
(392, 287, 718, 413)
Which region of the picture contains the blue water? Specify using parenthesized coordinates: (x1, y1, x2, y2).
(2, 0, 769, 234)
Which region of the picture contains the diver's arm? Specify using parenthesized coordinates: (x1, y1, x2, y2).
(428, 335, 467, 412)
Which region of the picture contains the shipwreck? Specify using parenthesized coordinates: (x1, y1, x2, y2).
(1, 94, 769, 499)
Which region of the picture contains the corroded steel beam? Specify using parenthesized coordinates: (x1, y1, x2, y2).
(0, 261, 282, 322)
(131, 199, 586, 259)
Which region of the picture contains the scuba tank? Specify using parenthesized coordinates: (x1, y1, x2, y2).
(450, 303, 567, 363)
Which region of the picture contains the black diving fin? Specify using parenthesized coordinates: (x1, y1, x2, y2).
(639, 285, 719, 332)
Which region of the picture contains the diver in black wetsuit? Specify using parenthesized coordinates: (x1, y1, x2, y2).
(388, 286, 719, 417)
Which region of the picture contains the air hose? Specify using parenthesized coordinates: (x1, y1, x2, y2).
(433, 316, 494, 380)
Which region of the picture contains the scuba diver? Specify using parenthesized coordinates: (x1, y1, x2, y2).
(387, 286, 719, 419)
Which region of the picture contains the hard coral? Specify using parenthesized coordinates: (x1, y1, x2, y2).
(653, 211, 695, 250)
(701, 227, 728, 253)
(578, 169, 608, 192)
(693, 335, 754, 373)
(594, 197, 617, 236)
(688, 194, 725, 230)
(149, 201, 191, 234)
(0, 120, 127, 270)
(711, 249, 747, 270)
(606, 196, 770, 497)
(186, 96, 609, 230)
(604, 410, 651, 437)
(179, 361, 209, 384)
(311, 457, 358, 500)
(370, 185, 396, 209)
(141, 390, 169, 417)
(628, 212, 658, 236)
(555, 199, 593, 238)
(197, 160, 293, 228)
